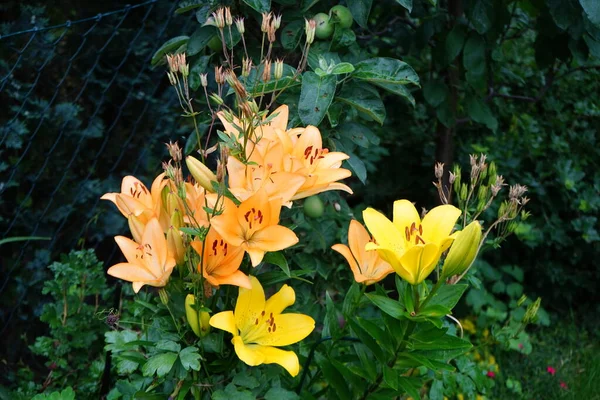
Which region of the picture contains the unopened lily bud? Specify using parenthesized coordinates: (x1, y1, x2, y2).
(224, 7, 233, 26)
(441, 220, 482, 280)
(208, 93, 224, 106)
(186, 156, 217, 193)
(459, 183, 468, 202)
(274, 59, 284, 80)
(261, 12, 273, 33)
(167, 226, 185, 265)
(262, 59, 272, 82)
(166, 191, 181, 217)
(305, 19, 316, 44)
(127, 213, 145, 243)
(487, 162, 497, 185)
(185, 294, 211, 337)
(159, 288, 169, 305)
(171, 209, 184, 230)
(235, 17, 245, 34)
(200, 73, 208, 88)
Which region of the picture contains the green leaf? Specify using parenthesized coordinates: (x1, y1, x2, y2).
(353, 342, 377, 382)
(383, 365, 398, 390)
(263, 251, 291, 277)
(468, 0, 493, 34)
(347, 0, 373, 28)
(398, 377, 422, 399)
(348, 319, 386, 363)
(187, 26, 216, 56)
(298, 72, 337, 126)
(396, 352, 455, 371)
(151, 36, 189, 65)
(425, 284, 468, 310)
(323, 291, 342, 339)
(264, 387, 299, 400)
(317, 357, 353, 399)
(142, 352, 178, 377)
(373, 82, 416, 106)
(411, 333, 472, 360)
(346, 150, 367, 184)
(242, 0, 271, 13)
(179, 346, 201, 371)
(463, 34, 486, 75)
(356, 317, 395, 355)
(466, 96, 497, 131)
(338, 122, 376, 148)
(423, 81, 449, 107)
(156, 340, 181, 353)
(353, 57, 419, 86)
(280, 20, 304, 50)
(548, 0, 581, 30)
(445, 25, 467, 64)
(332, 27, 357, 49)
(331, 62, 355, 75)
(395, 0, 413, 12)
(580, 0, 600, 25)
(189, 56, 211, 91)
(342, 282, 361, 317)
(232, 371, 260, 389)
(338, 83, 386, 125)
(365, 293, 404, 319)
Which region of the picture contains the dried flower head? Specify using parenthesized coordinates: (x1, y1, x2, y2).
(215, 66, 225, 85)
(166, 141, 182, 163)
(212, 8, 225, 29)
(200, 73, 208, 88)
(235, 17, 245, 34)
(262, 59, 272, 82)
(224, 7, 233, 26)
(274, 59, 284, 80)
(261, 12, 273, 33)
(272, 14, 282, 30)
(435, 162, 444, 180)
(166, 54, 179, 73)
(242, 57, 253, 78)
(305, 19, 316, 44)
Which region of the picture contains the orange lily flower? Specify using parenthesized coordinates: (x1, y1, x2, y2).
(283, 126, 353, 200)
(107, 218, 176, 293)
(227, 139, 306, 206)
(210, 189, 299, 266)
(332, 220, 395, 285)
(190, 227, 251, 289)
(183, 182, 211, 227)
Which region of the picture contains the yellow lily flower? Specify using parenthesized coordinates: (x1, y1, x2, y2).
(363, 200, 461, 285)
(210, 189, 299, 266)
(190, 227, 251, 289)
(101, 173, 168, 225)
(107, 218, 176, 293)
(209, 276, 315, 376)
(332, 220, 394, 285)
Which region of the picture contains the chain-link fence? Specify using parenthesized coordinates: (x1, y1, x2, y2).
(0, 0, 192, 358)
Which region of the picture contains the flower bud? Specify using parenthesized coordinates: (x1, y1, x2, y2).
(274, 59, 284, 80)
(441, 220, 482, 280)
(167, 226, 185, 265)
(305, 19, 316, 45)
(208, 93, 224, 106)
(170, 208, 184, 230)
(159, 288, 169, 305)
(235, 17, 245, 34)
(127, 213, 145, 243)
(186, 156, 217, 193)
(200, 73, 208, 88)
(185, 294, 211, 337)
(242, 57, 252, 78)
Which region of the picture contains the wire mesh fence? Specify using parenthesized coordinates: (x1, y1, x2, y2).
(0, 0, 192, 348)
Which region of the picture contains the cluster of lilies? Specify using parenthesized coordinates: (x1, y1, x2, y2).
(101, 102, 482, 376)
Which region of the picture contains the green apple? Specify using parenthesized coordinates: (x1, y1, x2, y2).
(303, 195, 325, 218)
(313, 12, 334, 39)
(207, 35, 222, 52)
(330, 5, 353, 29)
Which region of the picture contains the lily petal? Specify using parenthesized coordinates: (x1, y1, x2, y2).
(363, 208, 404, 253)
(209, 311, 238, 336)
(420, 204, 461, 244)
(256, 313, 315, 347)
(260, 345, 301, 377)
(264, 284, 295, 315)
(250, 225, 299, 252)
(232, 336, 265, 366)
(235, 276, 266, 334)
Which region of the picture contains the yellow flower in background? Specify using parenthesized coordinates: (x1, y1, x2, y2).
(209, 276, 315, 376)
(101, 173, 168, 226)
(190, 227, 250, 289)
(332, 220, 394, 285)
(461, 318, 476, 335)
(210, 189, 299, 266)
(363, 200, 461, 285)
(107, 218, 176, 293)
